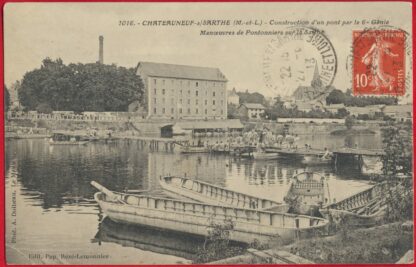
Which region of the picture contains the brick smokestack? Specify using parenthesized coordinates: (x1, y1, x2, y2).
(99, 35, 104, 64)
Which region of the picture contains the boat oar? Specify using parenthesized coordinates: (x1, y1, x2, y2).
(91, 181, 126, 204)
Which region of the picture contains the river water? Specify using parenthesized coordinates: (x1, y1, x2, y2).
(5, 133, 382, 264)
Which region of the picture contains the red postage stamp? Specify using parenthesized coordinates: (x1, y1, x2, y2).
(353, 30, 405, 96)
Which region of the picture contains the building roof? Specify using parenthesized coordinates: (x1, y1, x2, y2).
(174, 119, 243, 130)
(136, 61, 227, 82)
(240, 103, 266, 110)
(383, 105, 413, 114)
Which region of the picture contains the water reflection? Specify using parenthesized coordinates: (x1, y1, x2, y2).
(94, 217, 204, 260)
(5, 138, 376, 263)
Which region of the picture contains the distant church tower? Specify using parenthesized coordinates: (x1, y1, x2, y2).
(98, 35, 104, 64)
(311, 62, 322, 89)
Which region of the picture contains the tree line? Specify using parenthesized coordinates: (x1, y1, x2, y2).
(17, 58, 144, 113)
(326, 89, 398, 107)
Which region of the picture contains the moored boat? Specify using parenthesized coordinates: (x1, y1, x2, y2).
(284, 172, 331, 216)
(159, 176, 288, 212)
(49, 131, 89, 145)
(319, 182, 394, 227)
(92, 181, 329, 245)
(175, 144, 209, 153)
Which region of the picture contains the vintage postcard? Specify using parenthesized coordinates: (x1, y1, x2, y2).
(3, 2, 414, 265)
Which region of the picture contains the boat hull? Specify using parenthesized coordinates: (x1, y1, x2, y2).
(95, 192, 328, 245)
(49, 140, 89, 145)
(159, 176, 288, 212)
(176, 145, 209, 153)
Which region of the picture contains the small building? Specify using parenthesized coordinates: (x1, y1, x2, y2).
(294, 101, 324, 112)
(227, 88, 240, 105)
(238, 103, 266, 120)
(382, 105, 413, 122)
(346, 105, 384, 118)
(325, 103, 346, 114)
(172, 119, 244, 135)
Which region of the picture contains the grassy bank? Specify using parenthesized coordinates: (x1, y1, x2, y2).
(282, 222, 413, 264)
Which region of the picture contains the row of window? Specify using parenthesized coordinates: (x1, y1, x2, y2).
(153, 78, 224, 88)
(153, 88, 223, 97)
(153, 108, 224, 115)
(153, 98, 224, 106)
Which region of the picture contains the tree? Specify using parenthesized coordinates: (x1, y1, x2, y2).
(19, 58, 144, 112)
(336, 108, 349, 118)
(4, 85, 10, 111)
(326, 89, 345, 105)
(380, 123, 413, 222)
(345, 115, 355, 130)
(227, 103, 239, 119)
(237, 91, 266, 105)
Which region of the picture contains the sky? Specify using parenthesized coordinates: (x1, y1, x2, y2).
(4, 2, 412, 98)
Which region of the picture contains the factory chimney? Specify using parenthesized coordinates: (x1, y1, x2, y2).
(98, 35, 104, 64)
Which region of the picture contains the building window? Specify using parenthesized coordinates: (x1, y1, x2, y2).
(154, 98, 156, 104)
(196, 108, 199, 114)
(162, 108, 165, 114)
(180, 80, 183, 85)
(188, 90, 190, 95)
(163, 98, 165, 103)
(180, 99, 183, 104)
(205, 109, 207, 114)
(154, 88, 156, 94)
(154, 79, 157, 84)
(196, 90, 199, 96)
(213, 100, 216, 105)
(221, 109, 223, 115)
(221, 100, 224, 105)
(213, 92, 216, 97)
(162, 89, 165, 95)
(187, 81, 190, 87)
(196, 99, 198, 105)
(187, 108, 190, 114)
(154, 108, 157, 114)
(171, 89, 174, 94)
(196, 82, 198, 87)
(171, 108, 174, 114)
(179, 108, 182, 114)
(171, 98, 174, 104)
(187, 99, 190, 104)
(205, 100, 207, 105)
(162, 80, 165, 85)
(180, 89, 182, 94)
(171, 80, 174, 84)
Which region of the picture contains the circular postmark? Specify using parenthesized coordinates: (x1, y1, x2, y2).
(346, 25, 412, 97)
(262, 26, 337, 99)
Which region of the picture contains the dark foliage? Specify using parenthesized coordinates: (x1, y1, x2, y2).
(19, 58, 144, 112)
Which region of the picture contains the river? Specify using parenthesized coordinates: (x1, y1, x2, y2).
(5, 134, 382, 264)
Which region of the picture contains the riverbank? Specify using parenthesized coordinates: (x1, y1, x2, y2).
(209, 222, 413, 264)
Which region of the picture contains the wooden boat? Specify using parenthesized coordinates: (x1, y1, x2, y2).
(159, 176, 289, 212)
(175, 144, 209, 153)
(5, 133, 51, 139)
(252, 152, 280, 160)
(319, 182, 393, 227)
(284, 172, 330, 216)
(301, 155, 333, 165)
(92, 181, 329, 245)
(48, 131, 89, 145)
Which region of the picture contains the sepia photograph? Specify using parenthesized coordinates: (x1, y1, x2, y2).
(3, 1, 414, 264)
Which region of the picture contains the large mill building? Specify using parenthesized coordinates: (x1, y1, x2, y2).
(136, 62, 228, 120)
